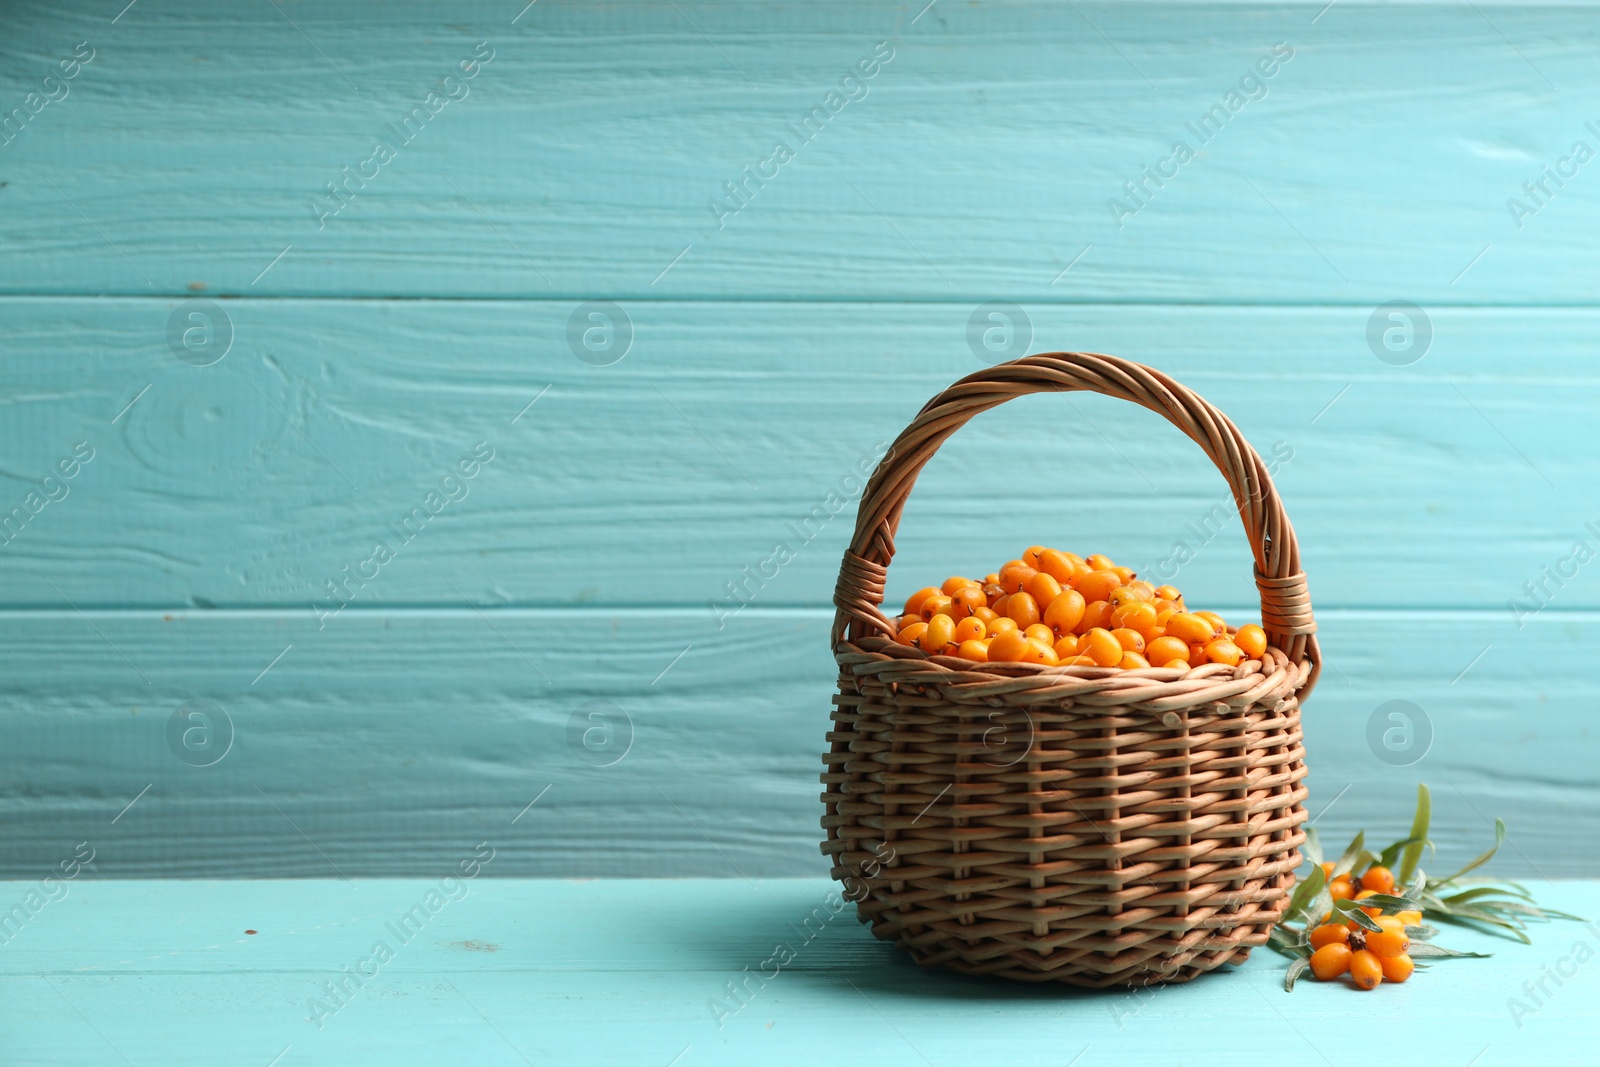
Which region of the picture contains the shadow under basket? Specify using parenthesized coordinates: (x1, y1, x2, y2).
(821, 352, 1321, 988)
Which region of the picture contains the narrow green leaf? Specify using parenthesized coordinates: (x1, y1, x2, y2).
(1334, 899, 1382, 932)
(1435, 818, 1507, 886)
(1441, 886, 1524, 906)
(1359, 893, 1417, 911)
(1303, 827, 1324, 868)
(1285, 955, 1311, 992)
(1398, 784, 1431, 886)
(1378, 836, 1428, 871)
(1285, 864, 1327, 923)
(1408, 942, 1493, 960)
(1333, 831, 1366, 879)
(1438, 906, 1534, 944)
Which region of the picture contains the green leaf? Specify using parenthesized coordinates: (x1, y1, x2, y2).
(1333, 831, 1366, 879)
(1398, 784, 1431, 886)
(1284, 955, 1311, 992)
(1434, 819, 1507, 887)
(1436, 905, 1533, 944)
(1285, 864, 1327, 923)
(1441, 886, 1525, 906)
(1356, 892, 1417, 912)
(1408, 942, 1493, 960)
(1377, 836, 1428, 871)
(1334, 899, 1382, 932)
(1303, 827, 1324, 868)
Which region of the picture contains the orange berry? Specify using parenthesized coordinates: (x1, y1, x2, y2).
(1361, 866, 1396, 894)
(1023, 639, 1058, 665)
(1146, 636, 1191, 668)
(1111, 600, 1159, 636)
(919, 614, 956, 653)
(986, 616, 1019, 638)
(1380, 954, 1415, 983)
(1309, 943, 1352, 981)
(919, 594, 953, 621)
(982, 582, 1006, 607)
(897, 614, 921, 633)
(1319, 861, 1337, 878)
(1060, 654, 1098, 667)
(956, 639, 989, 662)
(1111, 566, 1136, 583)
(1327, 876, 1354, 902)
(1234, 623, 1267, 659)
(1349, 949, 1383, 990)
(1196, 611, 1227, 632)
(1085, 554, 1116, 571)
(1202, 638, 1244, 667)
(984, 573, 1000, 586)
(1024, 623, 1055, 647)
(972, 606, 998, 624)
(1153, 585, 1182, 602)
(897, 622, 928, 647)
(1110, 627, 1145, 654)
(1081, 627, 1122, 667)
(987, 630, 1031, 663)
(1022, 546, 1048, 568)
(950, 586, 986, 617)
(1165, 613, 1215, 644)
(954, 617, 986, 643)
(1043, 588, 1087, 633)
(1079, 599, 1113, 632)
(1074, 569, 1121, 603)
(1366, 929, 1410, 958)
(1028, 572, 1063, 607)
(1003, 592, 1042, 628)
(1036, 549, 1080, 585)
(941, 576, 979, 596)
(1396, 909, 1423, 927)
(999, 563, 1037, 594)
(1309, 923, 1350, 951)
(903, 587, 941, 616)
(1118, 652, 1151, 670)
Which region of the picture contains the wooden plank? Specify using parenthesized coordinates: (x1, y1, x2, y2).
(2, 298, 1594, 612)
(2, 2, 1598, 301)
(1, 878, 1596, 1066)
(0, 607, 1592, 878)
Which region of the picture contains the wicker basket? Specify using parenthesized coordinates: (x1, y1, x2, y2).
(821, 352, 1321, 988)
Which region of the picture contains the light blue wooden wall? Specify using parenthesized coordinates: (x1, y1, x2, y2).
(2, 0, 1597, 877)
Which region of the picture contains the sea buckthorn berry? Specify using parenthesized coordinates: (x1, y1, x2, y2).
(1110, 627, 1145, 654)
(919, 595, 954, 621)
(1327, 876, 1354, 902)
(1075, 569, 1121, 603)
(999, 563, 1038, 594)
(1319, 862, 1337, 878)
(1085, 554, 1116, 571)
(1366, 928, 1410, 958)
(1060, 654, 1098, 667)
(986, 616, 1019, 638)
(1079, 600, 1113, 632)
(897, 622, 928, 647)
(1380, 954, 1415, 983)
(1154, 605, 1179, 626)
(1396, 909, 1423, 927)
(1309, 923, 1350, 951)
(1023, 640, 1059, 665)
(1234, 623, 1267, 659)
(1349, 950, 1383, 990)
(1022, 546, 1048, 568)
(904, 587, 941, 616)
(1054, 634, 1082, 659)
(1195, 611, 1227, 633)
(897, 614, 921, 633)
(1024, 624, 1055, 647)
(1165, 613, 1215, 644)
(987, 630, 1031, 663)
(984, 573, 1000, 586)
(972, 606, 998, 624)
(1125, 580, 1156, 600)
(1028, 572, 1064, 607)
(1003, 592, 1042, 628)
(1106, 586, 1143, 610)
(956, 639, 989, 662)
(1082, 628, 1123, 667)
(1146, 636, 1191, 667)
(1043, 588, 1087, 633)
(954, 617, 986, 643)
(1203, 638, 1244, 667)
(942, 576, 978, 596)
(1111, 566, 1136, 583)
(1111, 600, 1159, 636)
(1118, 652, 1151, 670)
(1374, 915, 1406, 936)
(951, 586, 986, 617)
(1361, 866, 1396, 894)
(1309, 943, 1352, 981)
(920, 614, 956, 653)
(1037, 549, 1080, 584)
(1154, 585, 1182, 602)
(982, 582, 1007, 607)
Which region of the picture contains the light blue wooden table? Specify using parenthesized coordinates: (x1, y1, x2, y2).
(4, 0, 1600, 1057)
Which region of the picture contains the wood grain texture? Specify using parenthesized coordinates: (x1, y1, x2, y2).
(1, 2, 1598, 301)
(0, 608, 1592, 878)
(1, 298, 1592, 612)
(2, 878, 1597, 1066)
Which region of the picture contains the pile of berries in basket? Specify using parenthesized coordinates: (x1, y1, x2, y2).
(893, 546, 1267, 669)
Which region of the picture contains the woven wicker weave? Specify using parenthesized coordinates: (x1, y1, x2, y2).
(821, 352, 1321, 988)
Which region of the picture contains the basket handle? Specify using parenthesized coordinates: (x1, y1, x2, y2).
(832, 352, 1320, 693)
